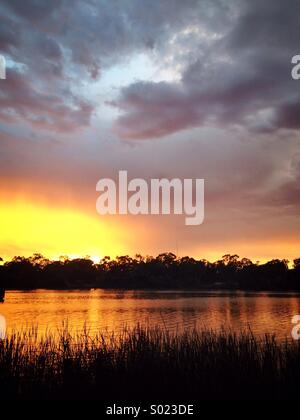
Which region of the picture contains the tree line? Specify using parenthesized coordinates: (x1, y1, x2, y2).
(0, 253, 299, 291)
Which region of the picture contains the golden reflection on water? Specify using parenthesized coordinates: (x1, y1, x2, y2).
(0, 290, 299, 341)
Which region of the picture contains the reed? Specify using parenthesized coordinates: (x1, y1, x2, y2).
(0, 325, 299, 400)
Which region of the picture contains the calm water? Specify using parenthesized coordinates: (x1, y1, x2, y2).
(1, 290, 300, 341)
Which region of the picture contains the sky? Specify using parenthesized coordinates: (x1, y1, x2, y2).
(0, 0, 300, 263)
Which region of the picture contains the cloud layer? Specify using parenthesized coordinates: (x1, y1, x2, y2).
(112, 0, 300, 139)
(0, 0, 300, 261)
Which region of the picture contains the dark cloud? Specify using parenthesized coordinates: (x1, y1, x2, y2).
(0, 0, 235, 132)
(0, 68, 93, 131)
(111, 0, 300, 139)
(2, 0, 62, 22)
(275, 102, 300, 130)
(0, 14, 20, 50)
(109, 81, 203, 139)
(1, 0, 298, 137)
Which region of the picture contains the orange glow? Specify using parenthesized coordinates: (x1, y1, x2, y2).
(0, 186, 299, 264)
(193, 240, 300, 267)
(0, 198, 128, 261)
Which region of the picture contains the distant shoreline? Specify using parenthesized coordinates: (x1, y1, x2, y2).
(1, 253, 300, 291)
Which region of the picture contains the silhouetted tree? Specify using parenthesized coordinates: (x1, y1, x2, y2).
(0, 253, 299, 291)
(294, 258, 300, 271)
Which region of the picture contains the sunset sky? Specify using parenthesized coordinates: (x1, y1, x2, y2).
(0, 0, 300, 263)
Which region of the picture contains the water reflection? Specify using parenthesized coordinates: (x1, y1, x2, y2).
(0, 290, 299, 341)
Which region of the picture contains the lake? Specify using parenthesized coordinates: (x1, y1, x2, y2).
(0, 290, 300, 341)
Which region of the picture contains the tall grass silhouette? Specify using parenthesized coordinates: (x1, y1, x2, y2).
(0, 325, 299, 400)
